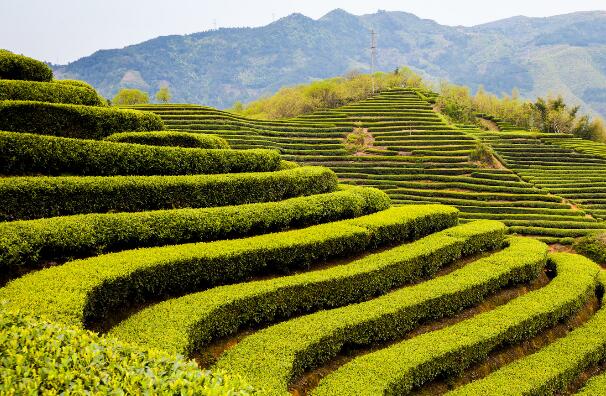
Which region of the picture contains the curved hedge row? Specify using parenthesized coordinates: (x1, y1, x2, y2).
(0, 100, 164, 139)
(315, 251, 598, 395)
(448, 255, 604, 396)
(52, 79, 96, 90)
(0, 186, 390, 270)
(0, 131, 280, 176)
(215, 237, 546, 395)
(110, 219, 502, 355)
(0, 206, 439, 327)
(0, 166, 337, 221)
(105, 131, 230, 149)
(580, 374, 606, 395)
(0, 49, 53, 81)
(0, 80, 104, 106)
(0, 309, 253, 395)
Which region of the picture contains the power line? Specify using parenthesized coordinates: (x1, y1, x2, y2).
(370, 29, 377, 94)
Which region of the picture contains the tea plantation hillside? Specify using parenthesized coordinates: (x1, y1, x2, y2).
(5, 51, 606, 395)
(133, 88, 606, 243)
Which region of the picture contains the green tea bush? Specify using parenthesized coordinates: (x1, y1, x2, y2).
(216, 237, 547, 394)
(315, 251, 598, 396)
(52, 79, 96, 90)
(0, 207, 436, 327)
(0, 49, 53, 81)
(0, 166, 337, 221)
(111, 218, 503, 355)
(0, 100, 164, 138)
(574, 232, 606, 264)
(0, 186, 389, 270)
(105, 131, 229, 148)
(0, 131, 280, 176)
(0, 308, 254, 395)
(449, 255, 605, 396)
(0, 80, 104, 106)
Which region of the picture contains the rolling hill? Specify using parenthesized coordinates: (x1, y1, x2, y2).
(52, 9, 606, 118)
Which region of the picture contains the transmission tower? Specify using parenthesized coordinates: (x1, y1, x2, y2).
(370, 29, 377, 94)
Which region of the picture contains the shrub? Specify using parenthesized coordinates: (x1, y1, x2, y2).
(574, 232, 606, 264)
(0, 80, 104, 106)
(0, 131, 280, 176)
(450, 255, 605, 396)
(0, 100, 164, 139)
(469, 140, 497, 166)
(0, 207, 443, 327)
(0, 308, 254, 395)
(315, 250, 597, 396)
(0, 186, 390, 270)
(105, 131, 229, 148)
(0, 166, 337, 221)
(216, 237, 547, 394)
(111, 219, 504, 355)
(52, 79, 96, 90)
(0, 49, 53, 81)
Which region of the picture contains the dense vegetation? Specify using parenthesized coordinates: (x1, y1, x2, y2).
(437, 83, 606, 141)
(5, 51, 606, 395)
(233, 67, 425, 118)
(236, 68, 606, 142)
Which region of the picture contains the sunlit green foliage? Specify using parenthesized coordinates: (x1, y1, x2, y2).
(112, 88, 150, 105)
(234, 67, 427, 119)
(437, 83, 606, 141)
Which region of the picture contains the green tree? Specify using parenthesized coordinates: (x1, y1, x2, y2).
(112, 88, 149, 105)
(155, 87, 172, 103)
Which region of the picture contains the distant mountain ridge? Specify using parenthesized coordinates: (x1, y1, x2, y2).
(53, 9, 606, 117)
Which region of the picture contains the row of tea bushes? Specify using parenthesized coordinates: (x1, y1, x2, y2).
(0, 207, 454, 327)
(448, 255, 605, 396)
(105, 130, 229, 148)
(0, 100, 164, 138)
(110, 219, 503, 355)
(0, 186, 390, 270)
(216, 237, 547, 394)
(0, 308, 253, 395)
(0, 79, 105, 106)
(0, 131, 280, 176)
(314, 252, 598, 395)
(0, 166, 338, 221)
(0, 49, 53, 81)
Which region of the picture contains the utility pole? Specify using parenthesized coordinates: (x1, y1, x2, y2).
(370, 29, 377, 94)
(213, 19, 217, 30)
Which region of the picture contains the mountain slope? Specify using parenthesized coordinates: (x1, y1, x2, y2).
(53, 9, 606, 117)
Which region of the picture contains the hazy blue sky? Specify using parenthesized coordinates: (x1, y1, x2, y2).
(2, 0, 605, 64)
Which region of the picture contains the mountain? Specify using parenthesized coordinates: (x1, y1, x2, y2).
(53, 9, 606, 117)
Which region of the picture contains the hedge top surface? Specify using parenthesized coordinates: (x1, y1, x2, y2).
(446, 253, 604, 396)
(105, 130, 230, 149)
(109, 217, 501, 355)
(0, 130, 281, 176)
(52, 79, 96, 90)
(314, 249, 598, 396)
(0, 308, 254, 395)
(215, 235, 543, 395)
(0, 186, 390, 270)
(0, 206, 441, 327)
(0, 79, 105, 106)
(0, 166, 339, 221)
(0, 49, 53, 81)
(0, 100, 164, 139)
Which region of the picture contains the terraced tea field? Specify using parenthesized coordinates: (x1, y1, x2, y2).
(5, 50, 606, 395)
(133, 88, 606, 242)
